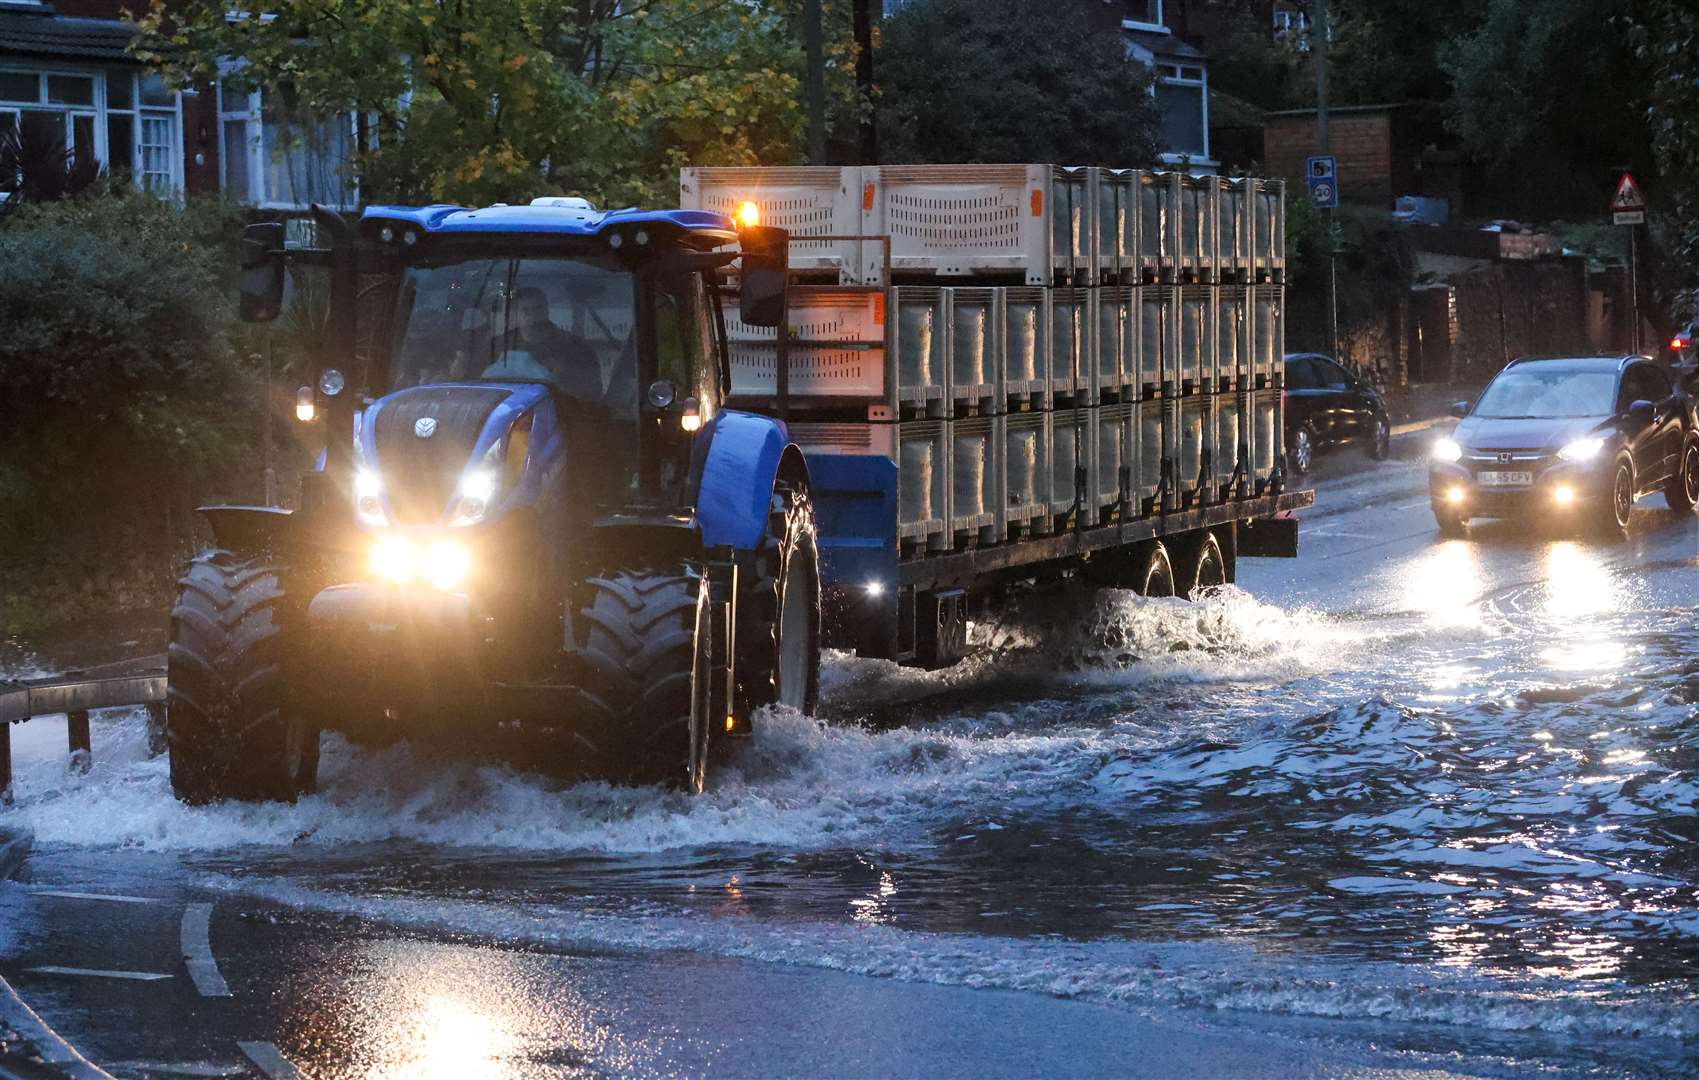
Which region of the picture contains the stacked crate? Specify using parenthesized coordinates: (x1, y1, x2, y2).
(690, 165, 1287, 556)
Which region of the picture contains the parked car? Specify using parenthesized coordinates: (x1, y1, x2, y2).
(1428, 355, 1699, 536)
(1283, 353, 1391, 475)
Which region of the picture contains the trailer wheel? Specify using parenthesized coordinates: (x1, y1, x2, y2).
(1139, 543, 1176, 598)
(165, 550, 319, 805)
(739, 484, 821, 715)
(577, 565, 711, 792)
(1175, 533, 1227, 599)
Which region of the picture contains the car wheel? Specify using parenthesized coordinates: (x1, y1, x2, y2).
(1594, 457, 1634, 535)
(1432, 503, 1467, 537)
(1370, 416, 1391, 460)
(1664, 438, 1699, 513)
(1289, 426, 1314, 477)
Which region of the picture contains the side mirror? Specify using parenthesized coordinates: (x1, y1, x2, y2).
(1449, 400, 1470, 419)
(738, 224, 789, 329)
(238, 221, 286, 322)
(1628, 399, 1655, 421)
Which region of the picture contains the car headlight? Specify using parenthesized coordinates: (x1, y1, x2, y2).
(1557, 437, 1605, 462)
(1431, 438, 1462, 463)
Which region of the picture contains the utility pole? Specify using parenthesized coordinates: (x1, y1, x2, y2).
(853, 0, 877, 164)
(1314, 0, 1339, 363)
(805, 0, 826, 165)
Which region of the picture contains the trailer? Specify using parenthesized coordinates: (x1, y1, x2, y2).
(82, 165, 1312, 807)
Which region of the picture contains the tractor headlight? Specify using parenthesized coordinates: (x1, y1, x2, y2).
(1431, 438, 1462, 463)
(355, 468, 387, 526)
(450, 468, 497, 527)
(1557, 436, 1605, 462)
(370, 534, 417, 584)
(369, 535, 471, 591)
(426, 540, 472, 591)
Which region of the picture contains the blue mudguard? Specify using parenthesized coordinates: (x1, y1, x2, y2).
(696, 411, 803, 552)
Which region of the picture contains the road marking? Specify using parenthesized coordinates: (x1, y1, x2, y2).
(25, 965, 172, 981)
(181, 903, 231, 997)
(33, 889, 161, 904)
(239, 1040, 307, 1080)
(105, 1064, 247, 1078)
(0, 972, 117, 1079)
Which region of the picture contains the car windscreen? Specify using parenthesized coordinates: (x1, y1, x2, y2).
(390, 255, 636, 410)
(1472, 367, 1617, 419)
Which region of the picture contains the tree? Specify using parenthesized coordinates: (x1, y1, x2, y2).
(1629, 0, 1699, 295)
(876, 0, 1160, 166)
(135, 0, 858, 208)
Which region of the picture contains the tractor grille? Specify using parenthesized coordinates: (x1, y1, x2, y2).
(372, 386, 510, 523)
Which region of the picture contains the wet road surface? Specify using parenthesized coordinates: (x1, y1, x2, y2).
(2, 435, 1695, 1078)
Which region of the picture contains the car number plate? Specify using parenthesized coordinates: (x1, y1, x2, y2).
(1478, 471, 1533, 486)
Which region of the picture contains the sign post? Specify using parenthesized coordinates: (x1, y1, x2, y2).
(1308, 155, 1340, 361)
(1612, 172, 1647, 353)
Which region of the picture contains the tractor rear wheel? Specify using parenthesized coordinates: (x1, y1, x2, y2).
(738, 484, 821, 715)
(577, 565, 713, 792)
(166, 550, 319, 804)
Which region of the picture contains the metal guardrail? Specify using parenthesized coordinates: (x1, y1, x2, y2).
(0, 668, 166, 806)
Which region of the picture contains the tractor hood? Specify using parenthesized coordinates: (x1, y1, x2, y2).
(355, 382, 560, 528)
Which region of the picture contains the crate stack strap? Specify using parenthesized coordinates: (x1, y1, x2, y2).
(684, 164, 1287, 558)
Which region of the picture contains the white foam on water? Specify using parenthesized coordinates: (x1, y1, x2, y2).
(198, 873, 1699, 1047)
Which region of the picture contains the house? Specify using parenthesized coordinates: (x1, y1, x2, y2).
(1117, 1, 1214, 173)
(0, 0, 353, 207)
(1263, 103, 1418, 207)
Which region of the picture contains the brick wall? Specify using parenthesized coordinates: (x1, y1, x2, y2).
(1264, 110, 1399, 206)
(1449, 260, 1591, 382)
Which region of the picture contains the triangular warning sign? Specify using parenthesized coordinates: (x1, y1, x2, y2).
(1612, 173, 1646, 212)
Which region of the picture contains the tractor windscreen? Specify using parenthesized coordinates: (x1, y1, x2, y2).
(390, 255, 638, 413)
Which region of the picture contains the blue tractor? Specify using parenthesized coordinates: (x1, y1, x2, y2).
(166, 198, 813, 800)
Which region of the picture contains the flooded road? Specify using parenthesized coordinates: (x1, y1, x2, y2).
(2, 440, 1696, 1077)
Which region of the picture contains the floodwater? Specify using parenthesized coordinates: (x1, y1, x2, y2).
(2, 449, 1696, 1077)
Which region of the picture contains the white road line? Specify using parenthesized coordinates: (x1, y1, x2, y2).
(0, 972, 117, 1079)
(105, 1064, 247, 1078)
(25, 965, 172, 981)
(239, 1040, 307, 1080)
(181, 903, 231, 997)
(32, 889, 162, 904)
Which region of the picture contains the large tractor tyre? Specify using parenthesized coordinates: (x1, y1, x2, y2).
(1665, 438, 1699, 513)
(577, 565, 713, 792)
(166, 551, 319, 805)
(738, 484, 822, 715)
(1172, 532, 1227, 600)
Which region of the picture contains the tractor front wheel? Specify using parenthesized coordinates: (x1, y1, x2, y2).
(166, 550, 319, 804)
(739, 484, 822, 715)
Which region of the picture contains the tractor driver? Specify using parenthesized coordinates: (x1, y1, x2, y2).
(479, 286, 603, 404)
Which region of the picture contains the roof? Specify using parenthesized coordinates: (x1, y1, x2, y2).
(1265, 103, 1404, 119)
(0, 12, 141, 62)
(361, 203, 737, 241)
(1122, 28, 1208, 63)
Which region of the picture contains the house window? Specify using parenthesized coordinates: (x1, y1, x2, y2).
(1274, 8, 1311, 49)
(218, 77, 357, 208)
(0, 66, 180, 195)
(1124, 0, 1164, 31)
(1155, 61, 1207, 159)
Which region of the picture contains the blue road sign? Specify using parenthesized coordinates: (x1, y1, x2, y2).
(1306, 154, 1339, 210)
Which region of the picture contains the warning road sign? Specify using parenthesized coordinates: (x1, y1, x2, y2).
(1611, 173, 1646, 214)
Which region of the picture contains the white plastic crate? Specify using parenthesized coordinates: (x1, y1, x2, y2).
(1216, 286, 1250, 392)
(1175, 174, 1218, 282)
(1050, 407, 1092, 517)
(1176, 286, 1217, 396)
(1001, 287, 1051, 410)
(1249, 178, 1286, 283)
(1138, 285, 1174, 398)
(1050, 287, 1093, 404)
(1250, 284, 1285, 390)
(1249, 386, 1282, 494)
(1136, 170, 1177, 279)
(788, 420, 896, 459)
(865, 164, 1087, 285)
(898, 420, 950, 551)
(889, 287, 950, 417)
(680, 166, 866, 281)
(724, 286, 886, 404)
(1093, 403, 1134, 515)
(1217, 178, 1254, 281)
(950, 417, 1001, 545)
(1176, 395, 1214, 505)
(1002, 411, 1051, 533)
(1135, 399, 1165, 511)
(948, 287, 1001, 416)
(1094, 286, 1136, 402)
(1213, 392, 1249, 499)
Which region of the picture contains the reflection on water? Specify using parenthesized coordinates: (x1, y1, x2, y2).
(1402, 540, 1485, 627)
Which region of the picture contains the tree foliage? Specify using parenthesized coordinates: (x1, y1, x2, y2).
(875, 0, 1160, 166)
(136, 0, 859, 208)
(1629, 0, 1699, 295)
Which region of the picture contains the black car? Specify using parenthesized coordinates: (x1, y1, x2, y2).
(1283, 353, 1391, 475)
(1428, 355, 1699, 536)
